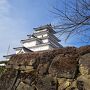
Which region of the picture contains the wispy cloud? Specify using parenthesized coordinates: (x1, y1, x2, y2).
(0, 0, 85, 60)
(0, 0, 28, 60)
(0, 0, 10, 17)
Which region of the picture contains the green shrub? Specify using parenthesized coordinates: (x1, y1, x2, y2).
(0, 66, 5, 75)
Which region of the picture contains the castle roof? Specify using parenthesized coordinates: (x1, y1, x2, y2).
(21, 35, 60, 43)
(33, 24, 56, 34)
(3, 54, 16, 60)
(13, 47, 32, 52)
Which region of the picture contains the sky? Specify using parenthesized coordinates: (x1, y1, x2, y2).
(0, 0, 90, 60)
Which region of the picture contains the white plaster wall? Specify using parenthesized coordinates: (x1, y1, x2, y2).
(16, 50, 20, 54)
(36, 34, 48, 38)
(0, 64, 6, 66)
(37, 35, 42, 38)
(15, 49, 26, 54)
(42, 39, 48, 43)
(6, 58, 10, 61)
(43, 34, 47, 37)
(23, 39, 49, 48)
(23, 41, 37, 48)
(30, 45, 50, 51)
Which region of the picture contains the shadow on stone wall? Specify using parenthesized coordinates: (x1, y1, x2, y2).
(0, 45, 90, 90)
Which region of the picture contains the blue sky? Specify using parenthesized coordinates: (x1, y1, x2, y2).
(0, 0, 90, 60)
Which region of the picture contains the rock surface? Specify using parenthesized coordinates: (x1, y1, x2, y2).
(79, 53, 90, 75)
(49, 54, 78, 79)
(0, 45, 90, 90)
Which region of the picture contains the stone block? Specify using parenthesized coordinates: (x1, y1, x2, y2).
(35, 76, 57, 90)
(49, 54, 77, 79)
(79, 53, 90, 75)
(16, 82, 34, 90)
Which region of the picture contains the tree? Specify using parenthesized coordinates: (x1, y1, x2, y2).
(52, 0, 90, 43)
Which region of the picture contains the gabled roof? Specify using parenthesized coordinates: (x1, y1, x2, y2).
(13, 47, 33, 52)
(3, 47, 32, 59)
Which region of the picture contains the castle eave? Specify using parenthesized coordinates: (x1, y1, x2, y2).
(13, 47, 32, 52)
(3, 54, 16, 59)
(33, 24, 56, 34)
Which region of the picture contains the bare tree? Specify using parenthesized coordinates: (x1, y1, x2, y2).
(52, 0, 90, 43)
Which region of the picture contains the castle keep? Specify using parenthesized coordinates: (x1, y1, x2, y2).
(4, 24, 62, 60)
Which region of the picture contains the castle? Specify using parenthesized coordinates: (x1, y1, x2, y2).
(4, 24, 63, 60)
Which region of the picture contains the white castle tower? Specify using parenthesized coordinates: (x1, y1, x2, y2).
(4, 24, 63, 60)
(14, 24, 62, 53)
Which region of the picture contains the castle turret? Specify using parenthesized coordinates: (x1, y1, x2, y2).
(4, 24, 63, 60)
(20, 24, 63, 51)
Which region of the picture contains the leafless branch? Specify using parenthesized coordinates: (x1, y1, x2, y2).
(52, 0, 90, 43)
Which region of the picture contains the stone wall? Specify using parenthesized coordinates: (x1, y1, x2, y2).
(0, 45, 90, 90)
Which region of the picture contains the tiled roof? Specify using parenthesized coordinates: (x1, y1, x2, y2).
(13, 47, 33, 52)
(33, 24, 56, 34)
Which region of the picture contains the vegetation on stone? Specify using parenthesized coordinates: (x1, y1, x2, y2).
(0, 45, 90, 90)
(0, 66, 5, 75)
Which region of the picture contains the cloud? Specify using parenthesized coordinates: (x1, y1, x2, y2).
(0, 0, 28, 60)
(0, 0, 10, 17)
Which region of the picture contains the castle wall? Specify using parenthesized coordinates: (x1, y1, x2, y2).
(30, 44, 50, 51)
(23, 41, 37, 47)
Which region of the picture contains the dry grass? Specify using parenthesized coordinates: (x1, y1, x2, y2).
(52, 54, 77, 71)
(7, 47, 78, 66)
(78, 45, 90, 55)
